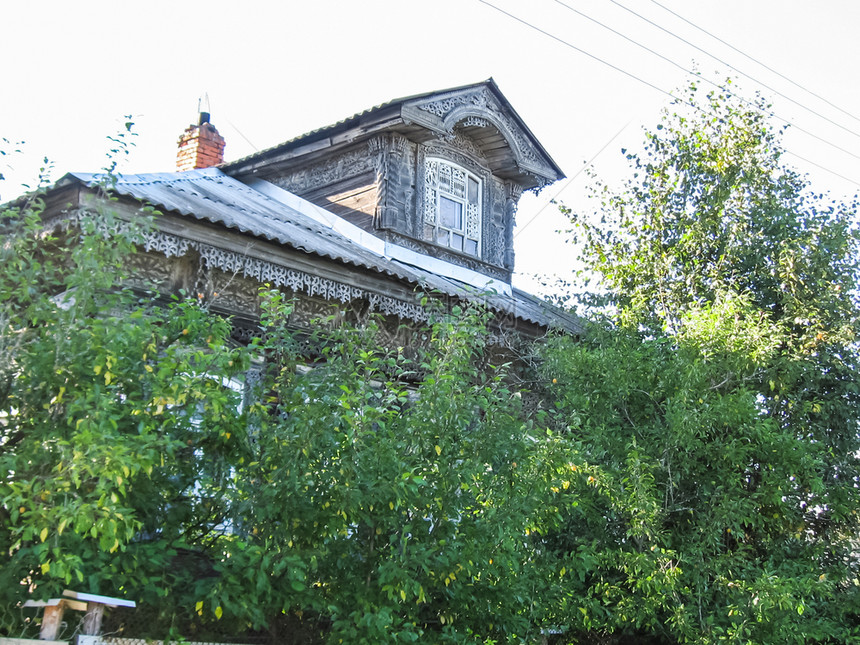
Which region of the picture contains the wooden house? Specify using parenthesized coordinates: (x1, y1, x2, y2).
(45, 80, 582, 346)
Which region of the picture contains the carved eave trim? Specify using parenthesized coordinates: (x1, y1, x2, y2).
(39, 200, 563, 342)
(141, 229, 549, 343)
(143, 229, 432, 323)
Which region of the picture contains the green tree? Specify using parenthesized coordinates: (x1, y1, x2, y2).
(0, 189, 252, 633)
(542, 84, 860, 643)
(0, 172, 587, 644)
(205, 296, 560, 644)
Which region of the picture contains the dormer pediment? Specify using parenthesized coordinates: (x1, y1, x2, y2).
(400, 82, 563, 189)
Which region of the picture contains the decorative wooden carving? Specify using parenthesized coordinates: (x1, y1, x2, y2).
(124, 249, 179, 291)
(415, 87, 554, 176)
(416, 142, 510, 272)
(417, 90, 491, 118)
(368, 134, 413, 234)
(270, 147, 377, 195)
(438, 128, 486, 162)
(207, 269, 261, 316)
(383, 231, 509, 283)
(51, 202, 549, 340)
(138, 230, 431, 323)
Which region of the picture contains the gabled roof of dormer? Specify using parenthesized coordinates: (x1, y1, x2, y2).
(223, 79, 564, 190)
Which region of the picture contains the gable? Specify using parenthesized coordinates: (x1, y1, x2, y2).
(401, 81, 563, 188)
(224, 79, 563, 190)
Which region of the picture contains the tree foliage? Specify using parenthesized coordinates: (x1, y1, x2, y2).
(542, 83, 860, 643)
(0, 194, 250, 632)
(2, 84, 859, 644)
(217, 295, 575, 644)
(0, 184, 577, 643)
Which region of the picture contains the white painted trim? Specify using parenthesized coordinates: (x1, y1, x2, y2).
(62, 590, 136, 608)
(384, 242, 511, 296)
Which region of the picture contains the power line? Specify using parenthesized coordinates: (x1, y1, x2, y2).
(515, 118, 860, 242)
(607, 0, 860, 143)
(477, 0, 860, 187)
(515, 120, 633, 239)
(649, 0, 860, 127)
(554, 0, 860, 143)
(476, 0, 678, 103)
(782, 150, 860, 187)
(552, 0, 860, 163)
(225, 118, 260, 153)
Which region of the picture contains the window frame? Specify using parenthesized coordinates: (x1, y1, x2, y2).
(424, 158, 482, 257)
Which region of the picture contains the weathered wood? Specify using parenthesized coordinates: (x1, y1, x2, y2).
(38, 604, 63, 641)
(23, 598, 86, 612)
(322, 184, 378, 232)
(80, 602, 104, 636)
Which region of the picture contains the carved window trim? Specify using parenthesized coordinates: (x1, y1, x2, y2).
(423, 158, 482, 257)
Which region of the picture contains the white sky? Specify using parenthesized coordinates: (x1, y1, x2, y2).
(2, 0, 858, 294)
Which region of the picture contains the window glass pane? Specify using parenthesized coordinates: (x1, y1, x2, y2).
(436, 230, 449, 246)
(451, 233, 464, 251)
(439, 197, 462, 230)
(464, 239, 478, 256)
(468, 177, 479, 203)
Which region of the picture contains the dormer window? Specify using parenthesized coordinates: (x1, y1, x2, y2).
(424, 159, 481, 257)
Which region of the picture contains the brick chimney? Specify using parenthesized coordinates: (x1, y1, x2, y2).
(176, 111, 225, 171)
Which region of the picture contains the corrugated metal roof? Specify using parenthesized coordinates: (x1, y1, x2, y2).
(60, 168, 582, 334)
(65, 168, 406, 275)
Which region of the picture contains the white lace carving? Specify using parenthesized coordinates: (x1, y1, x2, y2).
(142, 231, 429, 322)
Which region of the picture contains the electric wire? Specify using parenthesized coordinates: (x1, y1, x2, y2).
(552, 0, 860, 164)
(477, 0, 860, 187)
(782, 150, 860, 186)
(649, 0, 860, 127)
(516, 120, 859, 241)
(476, 0, 677, 103)
(607, 0, 860, 142)
(515, 119, 632, 238)
(225, 118, 260, 153)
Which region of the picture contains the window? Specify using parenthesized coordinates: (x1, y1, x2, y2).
(424, 159, 481, 256)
